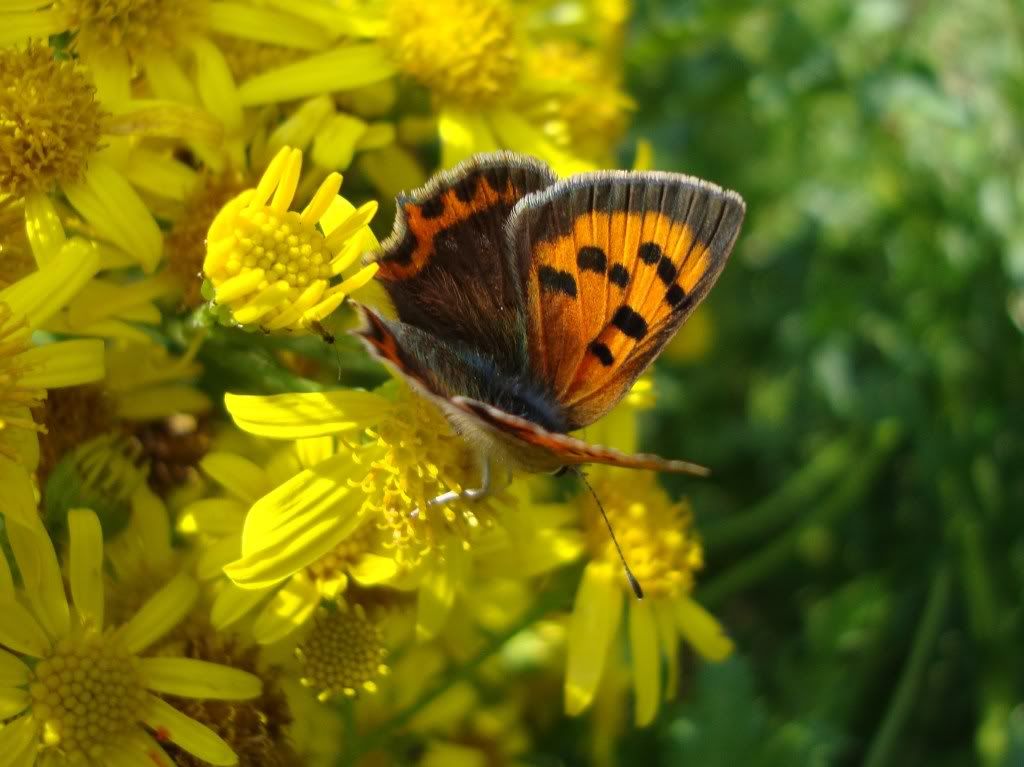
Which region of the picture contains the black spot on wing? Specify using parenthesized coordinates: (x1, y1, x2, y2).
(638, 241, 662, 265)
(538, 266, 577, 298)
(385, 232, 417, 266)
(656, 256, 678, 285)
(666, 284, 687, 307)
(588, 340, 614, 366)
(577, 246, 607, 274)
(609, 263, 629, 288)
(418, 195, 445, 219)
(453, 172, 480, 203)
(611, 305, 648, 339)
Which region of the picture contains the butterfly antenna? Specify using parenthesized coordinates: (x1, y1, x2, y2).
(572, 467, 644, 600)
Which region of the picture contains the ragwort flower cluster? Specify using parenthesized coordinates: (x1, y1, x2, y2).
(0, 1, 730, 764)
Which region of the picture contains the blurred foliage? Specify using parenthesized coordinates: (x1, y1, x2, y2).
(624, 0, 1024, 765)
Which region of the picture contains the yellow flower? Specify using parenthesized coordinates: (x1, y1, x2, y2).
(0, 511, 262, 765)
(1, 45, 217, 273)
(203, 145, 379, 333)
(221, 383, 506, 637)
(564, 472, 732, 726)
(0, 245, 105, 524)
(177, 439, 397, 644)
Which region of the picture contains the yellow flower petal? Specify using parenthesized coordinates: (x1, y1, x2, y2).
(0, 598, 50, 657)
(0, 687, 28, 719)
(198, 534, 244, 581)
(311, 113, 368, 171)
(141, 693, 238, 766)
(438, 106, 498, 169)
(126, 730, 176, 767)
(177, 498, 247, 536)
(629, 599, 661, 726)
(565, 562, 623, 716)
(0, 648, 30, 686)
(68, 508, 105, 628)
(200, 452, 271, 504)
(117, 573, 198, 654)
(227, 477, 363, 589)
(238, 44, 397, 106)
(116, 385, 212, 420)
(488, 109, 594, 176)
(206, 0, 330, 49)
(225, 390, 389, 438)
(23, 190, 66, 266)
(238, 451, 359, 551)
(676, 596, 734, 661)
(14, 339, 105, 390)
(122, 146, 199, 202)
(7, 519, 69, 639)
(140, 657, 262, 700)
(251, 576, 319, 644)
(417, 544, 468, 640)
(190, 38, 243, 135)
(210, 581, 269, 630)
(129, 485, 173, 568)
(62, 161, 163, 273)
(0, 456, 38, 528)
(0, 240, 99, 329)
(349, 553, 399, 586)
(654, 600, 680, 701)
(0, 713, 39, 766)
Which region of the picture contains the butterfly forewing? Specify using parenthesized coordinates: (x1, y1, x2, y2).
(509, 172, 745, 429)
(369, 152, 556, 370)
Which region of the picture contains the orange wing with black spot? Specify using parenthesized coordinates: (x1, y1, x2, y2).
(509, 172, 745, 429)
(369, 152, 556, 369)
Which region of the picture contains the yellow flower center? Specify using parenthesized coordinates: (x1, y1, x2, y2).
(56, 0, 207, 60)
(583, 474, 704, 599)
(0, 303, 45, 463)
(230, 208, 335, 290)
(0, 45, 105, 197)
(29, 633, 146, 760)
(296, 604, 388, 701)
(166, 170, 251, 308)
(387, 0, 520, 105)
(353, 391, 498, 570)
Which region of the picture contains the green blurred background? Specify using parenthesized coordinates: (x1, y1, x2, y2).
(625, 1, 1024, 765)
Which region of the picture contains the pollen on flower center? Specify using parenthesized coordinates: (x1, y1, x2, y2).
(583, 474, 704, 599)
(296, 604, 388, 701)
(0, 45, 105, 197)
(29, 634, 146, 758)
(387, 0, 521, 105)
(55, 0, 207, 60)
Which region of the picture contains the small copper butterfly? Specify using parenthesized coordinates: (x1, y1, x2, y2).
(354, 152, 745, 480)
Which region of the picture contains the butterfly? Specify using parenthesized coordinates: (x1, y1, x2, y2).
(354, 152, 745, 482)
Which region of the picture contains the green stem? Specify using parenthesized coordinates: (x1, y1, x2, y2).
(702, 436, 854, 555)
(862, 565, 952, 767)
(700, 420, 902, 608)
(342, 593, 563, 764)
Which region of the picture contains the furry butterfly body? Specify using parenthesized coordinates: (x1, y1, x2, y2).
(355, 152, 745, 475)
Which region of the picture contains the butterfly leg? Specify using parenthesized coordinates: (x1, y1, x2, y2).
(425, 458, 492, 509)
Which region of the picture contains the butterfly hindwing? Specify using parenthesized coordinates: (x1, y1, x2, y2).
(508, 171, 745, 429)
(369, 152, 557, 369)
